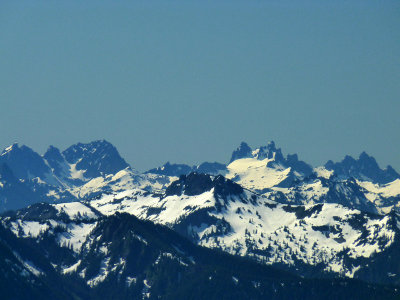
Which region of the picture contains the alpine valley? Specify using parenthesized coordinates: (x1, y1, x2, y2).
(1, 140, 400, 299)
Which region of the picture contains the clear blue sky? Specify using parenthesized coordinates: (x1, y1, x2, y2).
(0, 0, 399, 172)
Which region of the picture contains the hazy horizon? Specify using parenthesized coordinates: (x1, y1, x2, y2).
(0, 138, 397, 174)
(1, 0, 399, 171)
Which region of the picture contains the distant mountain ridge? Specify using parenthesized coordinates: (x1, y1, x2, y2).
(146, 161, 227, 177)
(1, 139, 400, 299)
(3, 172, 400, 295)
(62, 140, 129, 179)
(0, 139, 399, 214)
(325, 151, 400, 184)
(0, 140, 173, 212)
(0, 140, 129, 187)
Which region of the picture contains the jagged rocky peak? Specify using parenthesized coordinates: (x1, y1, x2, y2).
(386, 165, 400, 179)
(286, 153, 313, 176)
(325, 152, 400, 184)
(230, 142, 252, 162)
(358, 152, 399, 179)
(43, 145, 67, 178)
(358, 152, 385, 174)
(359, 151, 375, 161)
(253, 141, 284, 162)
(0, 143, 51, 180)
(165, 172, 244, 198)
(212, 174, 244, 198)
(62, 139, 129, 178)
(43, 145, 63, 163)
(229, 140, 313, 177)
(231, 140, 291, 163)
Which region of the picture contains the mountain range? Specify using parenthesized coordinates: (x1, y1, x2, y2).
(1, 139, 400, 299)
(1, 139, 399, 214)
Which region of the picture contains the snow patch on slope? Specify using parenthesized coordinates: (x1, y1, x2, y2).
(53, 202, 98, 220)
(57, 222, 97, 253)
(86, 187, 397, 277)
(358, 179, 400, 199)
(314, 167, 334, 179)
(226, 157, 290, 190)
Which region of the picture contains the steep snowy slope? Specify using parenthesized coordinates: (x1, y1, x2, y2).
(225, 156, 292, 190)
(149, 141, 314, 191)
(357, 179, 400, 214)
(264, 175, 380, 214)
(87, 173, 400, 285)
(223, 143, 379, 213)
(69, 168, 176, 199)
(2, 206, 397, 300)
(226, 142, 323, 187)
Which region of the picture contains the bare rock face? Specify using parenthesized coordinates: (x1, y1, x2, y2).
(325, 151, 400, 184)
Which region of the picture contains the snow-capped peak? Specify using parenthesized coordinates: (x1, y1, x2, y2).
(62, 140, 129, 179)
(1, 142, 19, 156)
(164, 172, 244, 199)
